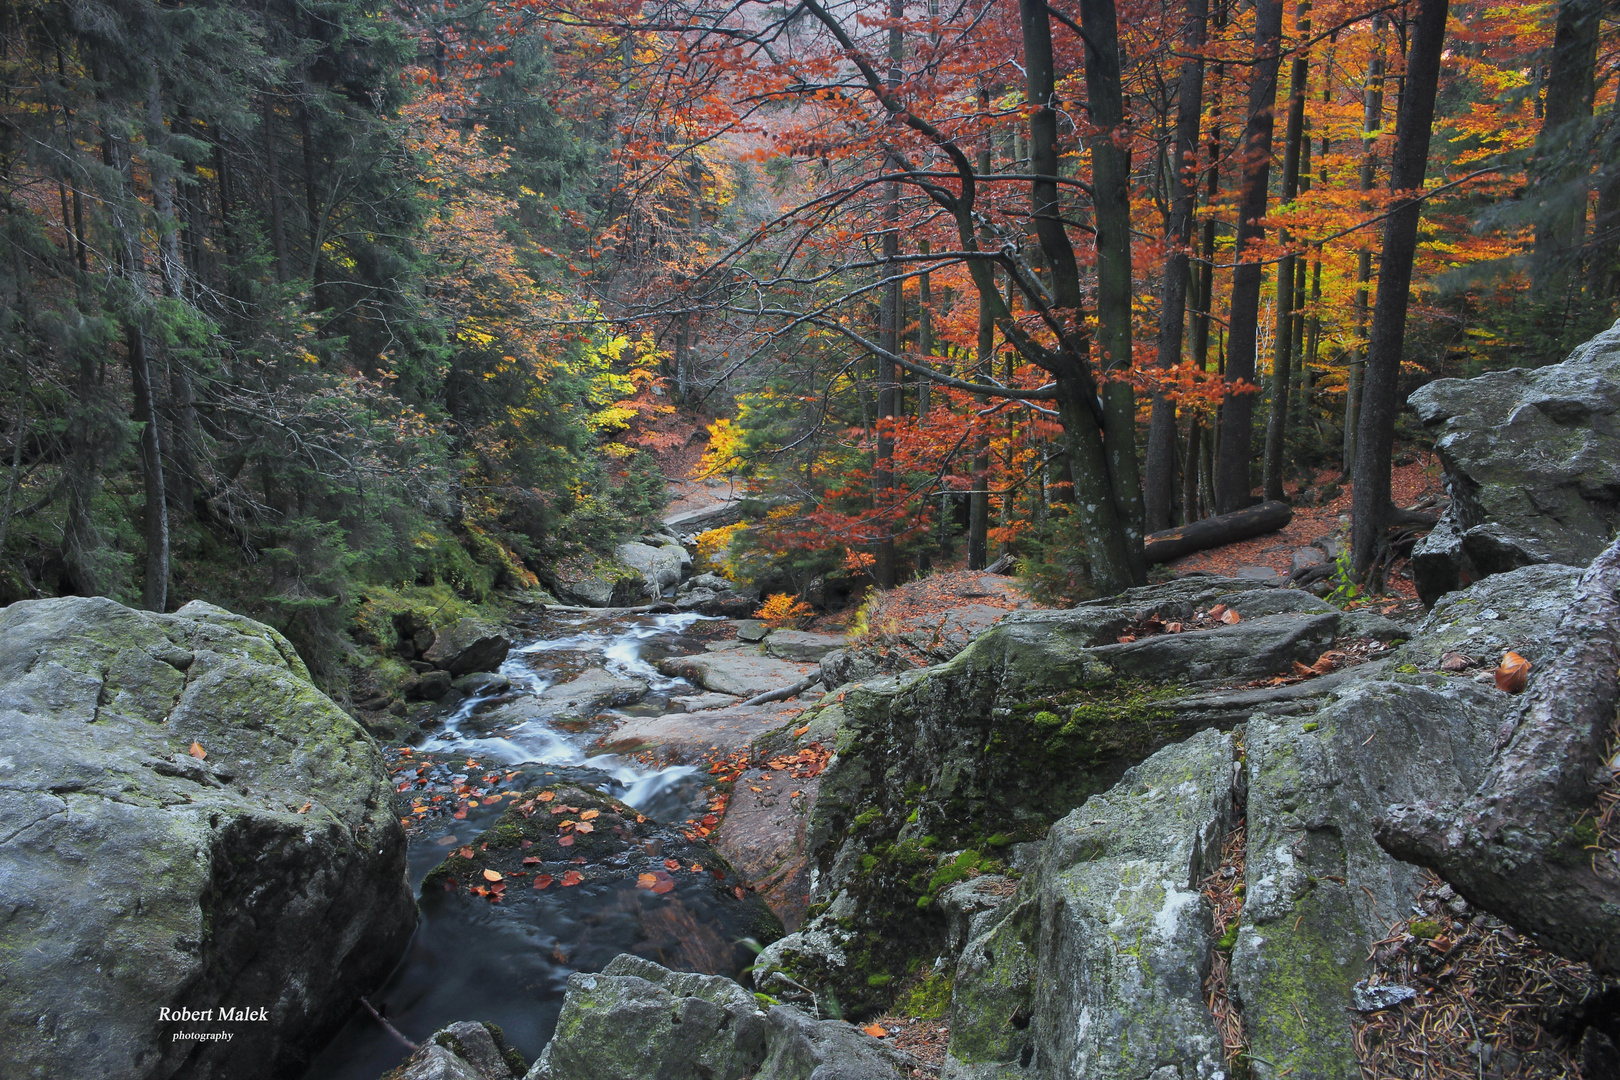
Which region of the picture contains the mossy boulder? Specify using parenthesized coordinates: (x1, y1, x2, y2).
(0, 596, 413, 1080)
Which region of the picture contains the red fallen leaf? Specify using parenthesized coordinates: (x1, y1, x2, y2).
(1116, 634, 1137, 644)
(482, 869, 504, 882)
(538, 791, 556, 802)
(1495, 651, 1531, 693)
(558, 835, 575, 847)
(188, 742, 207, 760)
(533, 874, 553, 890)
(1209, 604, 1228, 619)
(470, 885, 488, 897)
(863, 1024, 888, 1038)
(665, 858, 682, 870)
(701, 815, 719, 826)
(571, 857, 586, 864)
(521, 840, 533, 849)
(453, 810, 467, 820)
(1292, 661, 1315, 676)
(733, 885, 747, 900)
(652, 876, 675, 895)
(561, 870, 583, 887)
(523, 856, 542, 865)
(1166, 622, 1184, 633)
(457, 846, 474, 859)
(1220, 609, 1242, 625)
(637, 873, 659, 890)
(712, 869, 727, 880)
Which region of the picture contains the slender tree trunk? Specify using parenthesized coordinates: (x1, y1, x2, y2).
(1213, 0, 1285, 513)
(1079, 0, 1146, 577)
(1263, 5, 1309, 501)
(1351, 0, 1450, 583)
(1531, 0, 1602, 293)
(917, 239, 932, 417)
(1145, 0, 1209, 533)
(263, 95, 287, 282)
(874, 0, 902, 588)
(1344, 28, 1385, 475)
(968, 146, 992, 570)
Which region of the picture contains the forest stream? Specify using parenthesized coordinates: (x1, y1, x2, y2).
(301, 611, 743, 1080)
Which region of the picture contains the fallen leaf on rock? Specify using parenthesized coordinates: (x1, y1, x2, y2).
(665, 858, 682, 870)
(690, 863, 703, 872)
(297, 802, 312, 814)
(1495, 651, 1531, 693)
(1292, 661, 1315, 676)
(482, 869, 504, 882)
(533, 874, 552, 890)
(523, 856, 541, 865)
(1220, 608, 1242, 625)
(749, 785, 763, 793)
(188, 742, 207, 760)
(561, 870, 583, 886)
(1439, 651, 1472, 672)
(580, 809, 600, 820)
(794, 725, 810, 737)
(1166, 622, 1184, 633)
(558, 835, 574, 846)
(638, 873, 659, 889)
(864, 1025, 888, 1038)
(538, 791, 556, 802)
(1117, 634, 1137, 644)
(457, 846, 474, 858)
(733, 885, 747, 900)
(574, 822, 594, 834)
(1209, 604, 1228, 619)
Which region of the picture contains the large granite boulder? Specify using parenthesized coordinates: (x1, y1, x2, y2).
(0, 596, 414, 1080)
(616, 542, 687, 599)
(1408, 315, 1620, 603)
(526, 954, 909, 1080)
(423, 617, 513, 676)
(945, 728, 1239, 1080)
(657, 652, 820, 698)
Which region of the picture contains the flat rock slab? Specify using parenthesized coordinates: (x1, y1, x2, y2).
(669, 692, 742, 712)
(762, 630, 845, 662)
(594, 703, 804, 764)
(658, 653, 819, 698)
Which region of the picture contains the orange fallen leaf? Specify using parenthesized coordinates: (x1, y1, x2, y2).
(561, 870, 583, 886)
(574, 822, 594, 834)
(188, 742, 207, 760)
(1220, 609, 1242, 625)
(482, 869, 504, 882)
(638, 873, 659, 889)
(1495, 651, 1531, 694)
(665, 858, 682, 870)
(1117, 634, 1137, 644)
(1209, 604, 1228, 619)
(749, 785, 763, 792)
(863, 1024, 888, 1038)
(457, 846, 474, 859)
(1166, 622, 1184, 633)
(297, 801, 312, 814)
(523, 856, 542, 865)
(558, 835, 574, 846)
(1292, 661, 1315, 676)
(691, 863, 703, 873)
(533, 874, 553, 890)
(538, 791, 556, 802)
(580, 809, 600, 820)
(794, 725, 810, 737)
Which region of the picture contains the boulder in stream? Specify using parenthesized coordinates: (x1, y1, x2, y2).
(424, 618, 514, 676)
(0, 596, 413, 1080)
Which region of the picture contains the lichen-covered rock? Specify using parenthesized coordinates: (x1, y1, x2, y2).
(944, 729, 1238, 1080)
(763, 630, 847, 662)
(0, 596, 413, 1080)
(525, 955, 908, 1080)
(423, 617, 513, 676)
(385, 1022, 525, 1080)
(616, 542, 686, 598)
(1391, 562, 1582, 672)
(1233, 676, 1504, 1079)
(553, 559, 642, 608)
(1407, 315, 1620, 603)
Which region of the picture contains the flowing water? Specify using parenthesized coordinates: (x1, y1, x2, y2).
(302, 611, 734, 1080)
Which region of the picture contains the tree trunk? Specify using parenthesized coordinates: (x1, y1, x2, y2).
(1144, 0, 1209, 533)
(1262, 2, 1309, 502)
(1344, 22, 1384, 476)
(1079, 0, 1146, 577)
(967, 145, 993, 571)
(1376, 537, 1620, 975)
(1350, 0, 1449, 583)
(263, 95, 287, 282)
(1531, 0, 1602, 293)
(917, 240, 932, 417)
(874, 0, 902, 588)
(1213, 0, 1284, 514)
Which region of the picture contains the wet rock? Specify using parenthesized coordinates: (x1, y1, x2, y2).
(945, 729, 1238, 1080)
(736, 620, 772, 642)
(763, 631, 846, 662)
(595, 701, 803, 764)
(476, 669, 648, 733)
(554, 560, 642, 608)
(387, 1022, 525, 1080)
(527, 955, 908, 1080)
(454, 672, 511, 697)
(408, 669, 454, 700)
(424, 618, 514, 677)
(0, 596, 413, 1080)
(657, 653, 820, 698)
(669, 692, 741, 712)
(617, 542, 686, 598)
(1407, 315, 1620, 603)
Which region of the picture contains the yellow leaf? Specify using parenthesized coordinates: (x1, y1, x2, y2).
(483, 869, 504, 882)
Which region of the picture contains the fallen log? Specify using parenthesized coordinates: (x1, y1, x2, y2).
(1142, 500, 1294, 565)
(741, 674, 822, 707)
